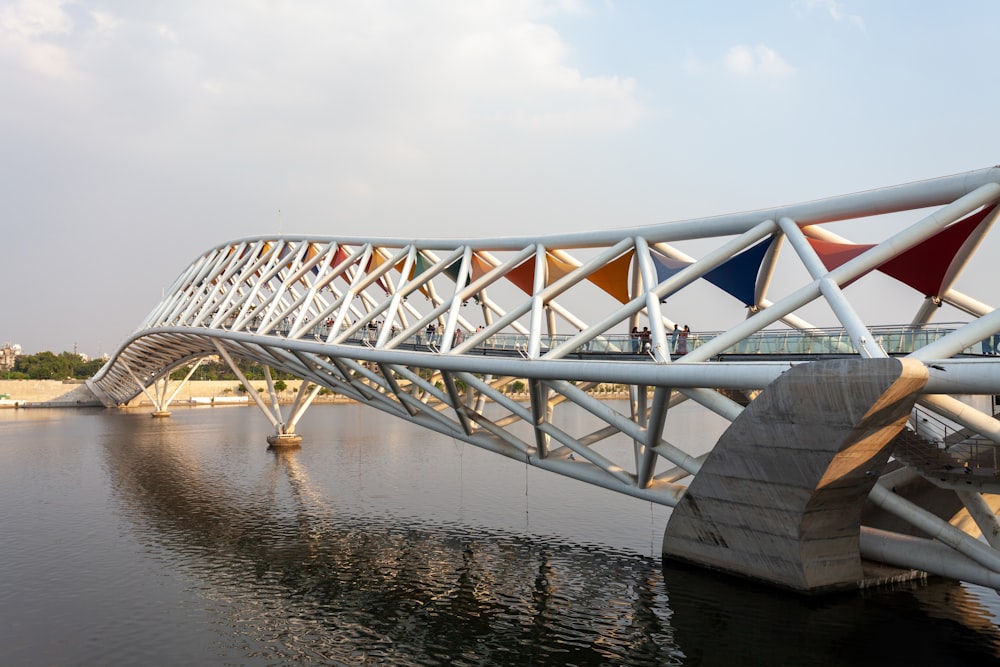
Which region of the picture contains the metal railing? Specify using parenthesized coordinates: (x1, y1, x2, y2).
(900, 405, 1000, 478)
(224, 320, 987, 359)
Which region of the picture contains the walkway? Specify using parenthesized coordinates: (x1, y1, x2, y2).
(252, 320, 989, 359)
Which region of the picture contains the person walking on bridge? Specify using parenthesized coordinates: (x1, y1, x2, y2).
(677, 325, 690, 355)
(670, 324, 680, 353)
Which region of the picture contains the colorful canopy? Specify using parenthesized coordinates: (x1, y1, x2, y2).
(651, 237, 775, 306)
(807, 206, 993, 295)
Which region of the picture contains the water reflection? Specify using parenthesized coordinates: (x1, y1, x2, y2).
(662, 560, 1000, 666)
(95, 409, 1000, 665)
(104, 415, 679, 664)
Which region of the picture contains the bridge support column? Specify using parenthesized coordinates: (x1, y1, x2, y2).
(212, 342, 306, 447)
(118, 358, 203, 416)
(266, 432, 303, 447)
(662, 358, 928, 593)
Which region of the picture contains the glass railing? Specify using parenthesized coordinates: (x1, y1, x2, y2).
(226, 319, 988, 358)
(710, 324, 977, 357)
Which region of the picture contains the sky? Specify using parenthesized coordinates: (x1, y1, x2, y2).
(2, 0, 999, 357)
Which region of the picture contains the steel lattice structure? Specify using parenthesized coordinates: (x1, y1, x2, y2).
(90, 165, 1000, 591)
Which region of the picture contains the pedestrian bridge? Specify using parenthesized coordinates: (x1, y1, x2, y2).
(261, 319, 990, 359)
(89, 165, 1000, 594)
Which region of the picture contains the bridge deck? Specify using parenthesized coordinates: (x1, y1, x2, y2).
(249, 321, 992, 360)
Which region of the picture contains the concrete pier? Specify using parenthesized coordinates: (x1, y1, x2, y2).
(663, 358, 929, 593)
(266, 433, 303, 447)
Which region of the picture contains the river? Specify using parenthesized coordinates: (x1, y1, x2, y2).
(1, 403, 999, 665)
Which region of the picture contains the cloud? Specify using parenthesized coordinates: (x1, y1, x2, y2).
(0, 0, 72, 40)
(0, 1, 647, 142)
(448, 21, 647, 132)
(793, 0, 864, 30)
(724, 44, 795, 79)
(0, 0, 77, 79)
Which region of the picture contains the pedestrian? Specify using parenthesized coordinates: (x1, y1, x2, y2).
(670, 324, 680, 353)
(641, 327, 651, 353)
(631, 327, 640, 354)
(677, 325, 690, 355)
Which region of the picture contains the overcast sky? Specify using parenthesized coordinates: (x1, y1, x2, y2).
(2, 0, 999, 357)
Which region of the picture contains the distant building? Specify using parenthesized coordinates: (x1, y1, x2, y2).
(0, 343, 21, 371)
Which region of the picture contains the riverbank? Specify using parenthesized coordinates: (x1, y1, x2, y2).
(0, 379, 633, 409)
(0, 379, 353, 408)
(0, 379, 101, 407)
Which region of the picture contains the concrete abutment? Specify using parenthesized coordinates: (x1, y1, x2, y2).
(663, 358, 929, 593)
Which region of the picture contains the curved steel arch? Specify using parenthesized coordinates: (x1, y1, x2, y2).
(90, 165, 1000, 592)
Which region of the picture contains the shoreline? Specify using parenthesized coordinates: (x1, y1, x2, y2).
(0, 379, 634, 409)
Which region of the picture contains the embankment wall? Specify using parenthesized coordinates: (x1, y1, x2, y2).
(0, 379, 345, 407)
(0, 379, 632, 408)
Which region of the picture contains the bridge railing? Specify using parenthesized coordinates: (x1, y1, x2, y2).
(230, 319, 988, 358)
(902, 404, 1000, 476)
(711, 323, 979, 357)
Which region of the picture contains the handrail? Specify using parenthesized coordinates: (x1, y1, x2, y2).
(215, 320, 988, 359)
(905, 404, 1000, 475)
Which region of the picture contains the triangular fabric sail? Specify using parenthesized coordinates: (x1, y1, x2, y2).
(807, 206, 993, 294)
(545, 254, 577, 285)
(651, 253, 692, 284)
(363, 249, 391, 295)
(703, 237, 775, 306)
(305, 243, 322, 275)
(252, 242, 272, 278)
(650, 253, 692, 301)
(405, 253, 433, 298)
(587, 250, 633, 303)
(293, 242, 318, 287)
(365, 248, 386, 273)
(806, 236, 875, 288)
(407, 253, 432, 280)
(878, 206, 994, 296)
(277, 243, 294, 269)
(443, 252, 491, 295)
(470, 253, 493, 282)
(444, 257, 467, 288)
(505, 256, 537, 295)
(807, 236, 873, 272)
(266, 242, 293, 285)
(331, 246, 351, 271)
(213, 244, 239, 285)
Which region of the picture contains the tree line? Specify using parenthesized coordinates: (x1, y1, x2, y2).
(3, 352, 299, 382)
(168, 359, 298, 382)
(5, 351, 106, 380)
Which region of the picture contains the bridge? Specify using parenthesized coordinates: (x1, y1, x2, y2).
(89, 165, 1000, 594)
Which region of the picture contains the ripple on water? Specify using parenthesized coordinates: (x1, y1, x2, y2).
(4, 407, 1000, 665)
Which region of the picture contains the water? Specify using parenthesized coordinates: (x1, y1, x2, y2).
(2, 403, 1000, 666)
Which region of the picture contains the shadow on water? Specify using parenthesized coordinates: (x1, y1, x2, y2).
(102, 411, 1000, 666)
(662, 559, 1000, 666)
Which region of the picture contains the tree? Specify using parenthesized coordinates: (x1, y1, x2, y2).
(12, 351, 103, 380)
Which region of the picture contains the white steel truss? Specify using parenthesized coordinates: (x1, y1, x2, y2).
(89, 165, 1000, 589)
